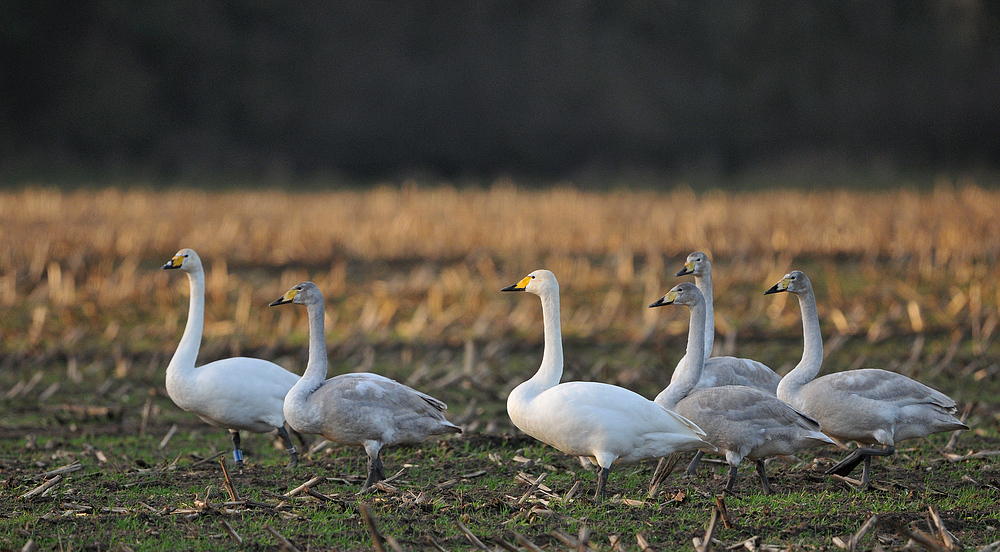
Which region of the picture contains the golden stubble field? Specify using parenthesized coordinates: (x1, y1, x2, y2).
(1, 183, 998, 367)
(2, 181, 999, 423)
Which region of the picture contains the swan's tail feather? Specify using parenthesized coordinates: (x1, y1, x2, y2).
(416, 391, 448, 412)
(664, 409, 709, 439)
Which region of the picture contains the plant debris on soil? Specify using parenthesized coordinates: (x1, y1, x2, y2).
(2, 356, 999, 551)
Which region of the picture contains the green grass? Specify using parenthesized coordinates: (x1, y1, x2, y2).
(1, 288, 997, 551)
(2, 342, 998, 551)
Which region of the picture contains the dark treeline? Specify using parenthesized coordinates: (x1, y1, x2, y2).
(3, 1, 999, 182)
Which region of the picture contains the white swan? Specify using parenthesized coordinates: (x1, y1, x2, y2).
(651, 283, 835, 494)
(502, 270, 714, 499)
(766, 270, 969, 490)
(163, 248, 300, 467)
(270, 281, 461, 489)
(667, 252, 782, 475)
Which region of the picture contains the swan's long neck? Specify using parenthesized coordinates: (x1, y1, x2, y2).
(657, 298, 706, 409)
(166, 270, 204, 381)
(777, 287, 824, 401)
(282, 297, 329, 427)
(695, 272, 714, 358)
(297, 299, 330, 393)
(530, 289, 564, 390)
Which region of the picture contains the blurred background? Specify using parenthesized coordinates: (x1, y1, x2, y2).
(2, 0, 1000, 399)
(3, 0, 999, 185)
(2, 1, 998, 441)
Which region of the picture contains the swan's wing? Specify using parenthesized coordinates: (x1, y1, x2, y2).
(676, 386, 836, 457)
(317, 375, 453, 423)
(403, 387, 449, 412)
(334, 372, 448, 411)
(184, 357, 299, 430)
(300, 374, 460, 445)
(511, 381, 714, 463)
(820, 369, 957, 411)
(697, 356, 781, 394)
(681, 386, 820, 431)
(787, 406, 824, 432)
(801, 369, 967, 445)
(546, 381, 708, 438)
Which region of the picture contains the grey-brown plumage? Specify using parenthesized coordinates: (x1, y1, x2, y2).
(766, 270, 968, 490)
(670, 385, 833, 494)
(668, 252, 782, 474)
(271, 282, 461, 489)
(651, 282, 834, 494)
(671, 252, 781, 393)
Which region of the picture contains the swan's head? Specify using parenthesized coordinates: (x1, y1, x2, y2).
(270, 281, 323, 307)
(501, 269, 558, 297)
(649, 282, 703, 308)
(162, 248, 201, 272)
(764, 270, 811, 295)
(676, 251, 711, 277)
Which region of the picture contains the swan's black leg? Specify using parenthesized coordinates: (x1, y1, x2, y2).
(276, 425, 298, 469)
(594, 467, 611, 500)
(724, 464, 739, 495)
(826, 448, 864, 477)
(230, 431, 244, 465)
(827, 445, 894, 477)
(859, 445, 894, 491)
(686, 451, 704, 476)
(374, 453, 386, 481)
(290, 427, 310, 448)
(755, 459, 774, 495)
(362, 451, 385, 490)
(859, 454, 873, 490)
(827, 445, 895, 488)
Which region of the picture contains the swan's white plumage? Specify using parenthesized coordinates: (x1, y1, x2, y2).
(668, 252, 781, 396)
(509, 380, 710, 466)
(271, 281, 460, 488)
(170, 356, 297, 433)
(651, 283, 834, 493)
(767, 270, 968, 487)
(503, 270, 712, 497)
(163, 248, 300, 464)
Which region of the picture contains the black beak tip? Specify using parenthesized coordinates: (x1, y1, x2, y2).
(162, 262, 176, 270)
(269, 299, 285, 307)
(500, 285, 522, 292)
(675, 268, 691, 277)
(648, 298, 665, 308)
(763, 284, 781, 295)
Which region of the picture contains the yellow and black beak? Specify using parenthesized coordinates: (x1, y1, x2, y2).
(269, 288, 298, 306)
(649, 289, 679, 308)
(501, 275, 532, 292)
(675, 261, 695, 277)
(764, 277, 790, 295)
(162, 254, 185, 270)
